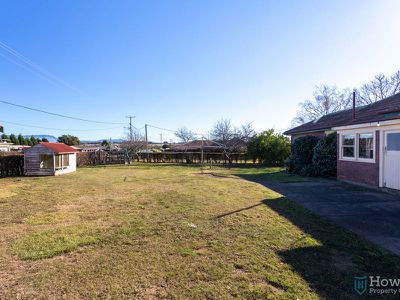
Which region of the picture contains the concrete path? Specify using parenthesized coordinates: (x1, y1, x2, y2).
(259, 179, 400, 255)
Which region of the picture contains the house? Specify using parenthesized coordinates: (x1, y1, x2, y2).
(168, 140, 225, 152)
(0, 139, 12, 152)
(284, 93, 400, 191)
(24, 142, 77, 176)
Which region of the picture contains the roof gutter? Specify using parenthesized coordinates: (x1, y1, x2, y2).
(284, 128, 332, 136)
(333, 119, 400, 131)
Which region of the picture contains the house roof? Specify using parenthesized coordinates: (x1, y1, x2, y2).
(40, 142, 77, 153)
(284, 92, 400, 135)
(170, 140, 223, 151)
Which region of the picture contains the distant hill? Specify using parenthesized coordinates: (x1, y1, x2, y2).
(23, 135, 58, 142)
(80, 139, 126, 144)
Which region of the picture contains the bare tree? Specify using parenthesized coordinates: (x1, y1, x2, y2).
(175, 127, 196, 142)
(120, 129, 146, 163)
(210, 119, 234, 143)
(292, 85, 352, 126)
(358, 71, 400, 105)
(237, 122, 256, 143)
(211, 119, 256, 163)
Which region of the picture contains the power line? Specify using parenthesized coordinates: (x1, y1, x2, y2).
(0, 99, 125, 125)
(146, 123, 206, 136)
(0, 119, 123, 132)
(0, 41, 79, 93)
(126, 115, 135, 140)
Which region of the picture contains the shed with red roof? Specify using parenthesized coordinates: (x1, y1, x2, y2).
(24, 142, 77, 176)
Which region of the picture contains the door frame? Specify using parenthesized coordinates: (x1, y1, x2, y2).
(381, 129, 400, 189)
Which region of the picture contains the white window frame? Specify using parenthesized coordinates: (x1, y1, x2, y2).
(339, 130, 376, 163)
(341, 134, 356, 160)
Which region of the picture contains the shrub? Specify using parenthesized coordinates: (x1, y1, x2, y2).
(312, 133, 337, 177)
(247, 129, 291, 166)
(286, 135, 320, 175)
(286, 134, 337, 177)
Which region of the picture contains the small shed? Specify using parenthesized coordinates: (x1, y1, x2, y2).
(24, 142, 77, 176)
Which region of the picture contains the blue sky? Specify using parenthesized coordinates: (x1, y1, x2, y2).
(1, 0, 400, 141)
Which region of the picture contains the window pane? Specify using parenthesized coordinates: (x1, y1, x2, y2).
(343, 135, 355, 145)
(63, 154, 70, 166)
(40, 155, 53, 169)
(359, 133, 374, 159)
(55, 155, 62, 168)
(387, 133, 400, 151)
(343, 146, 354, 157)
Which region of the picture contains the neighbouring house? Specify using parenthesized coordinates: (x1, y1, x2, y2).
(285, 93, 400, 191)
(24, 142, 77, 176)
(0, 139, 12, 152)
(168, 140, 225, 152)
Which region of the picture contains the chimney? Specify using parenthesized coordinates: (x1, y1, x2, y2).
(352, 90, 356, 119)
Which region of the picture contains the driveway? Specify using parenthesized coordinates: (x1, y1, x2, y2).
(258, 179, 400, 255)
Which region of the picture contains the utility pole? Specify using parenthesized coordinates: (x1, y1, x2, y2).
(145, 124, 149, 162)
(201, 136, 204, 166)
(160, 133, 162, 143)
(126, 115, 135, 141)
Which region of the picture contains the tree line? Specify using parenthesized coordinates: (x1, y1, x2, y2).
(293, 69, 400, 125)
(174, 120, 291, 166)
(0, 133, 82, 146)
(1, 133, 48, 146)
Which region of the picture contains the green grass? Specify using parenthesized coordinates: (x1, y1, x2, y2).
(0, 164, 399, 299)
(12, 225, 101, 260)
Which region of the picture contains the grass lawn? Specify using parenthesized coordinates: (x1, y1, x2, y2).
(1, 164, 400, 299)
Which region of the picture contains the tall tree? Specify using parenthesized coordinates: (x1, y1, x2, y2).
(358, 71, 400, 105)
(58, 134, 80, 146)
(30, 136, 38, 145)
(1, 133, 8, 140)
(101, 140, 110, 147)
(292, 69, 400, 125)
(175, 127, 196, 142)
(9, 134, 18, 144)
(293, 85, 351, 126)
(17, 134, 25, 145)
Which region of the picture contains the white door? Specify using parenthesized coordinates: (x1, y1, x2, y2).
(384, 130, 400, 190)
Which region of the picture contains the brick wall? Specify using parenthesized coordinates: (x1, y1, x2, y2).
(337, 130, 380, 187)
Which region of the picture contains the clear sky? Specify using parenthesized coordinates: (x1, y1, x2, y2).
(1, 0, 400, 142)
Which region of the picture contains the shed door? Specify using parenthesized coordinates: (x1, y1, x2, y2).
(384, 131, 400, 190)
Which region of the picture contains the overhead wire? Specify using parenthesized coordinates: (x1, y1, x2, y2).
(0, 99, 125, 125)
(0, 120, 123, 132)
(0, 41, 79, 93)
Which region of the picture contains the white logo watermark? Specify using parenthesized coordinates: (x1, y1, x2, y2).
(354, 276, 400, 295)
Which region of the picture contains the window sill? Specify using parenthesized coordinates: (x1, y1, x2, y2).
(55, 167, 70, 170)
(339, 157, 375, 164)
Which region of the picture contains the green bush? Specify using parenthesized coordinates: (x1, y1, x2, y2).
(286, 135, 320, 175)
(286, 134, 337, 177)
(247, 129, 291, 166)
(312, 133, 337, 177)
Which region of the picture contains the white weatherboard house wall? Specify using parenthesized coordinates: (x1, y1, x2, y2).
(24, 142, 77, 176)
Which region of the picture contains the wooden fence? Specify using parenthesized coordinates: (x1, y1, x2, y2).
(0, 154, 24, 177)
(77, 151, 249, 166)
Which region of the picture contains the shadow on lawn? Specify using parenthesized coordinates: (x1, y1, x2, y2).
(216, 195, 400, 299)
(264, 197, 400, 299)
(232, 170, 400, 298)
(235, 170, 309, 184)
